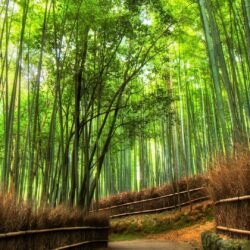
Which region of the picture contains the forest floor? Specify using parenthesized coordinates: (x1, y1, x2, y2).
(110, 200, 214, 249)
(146, 220, 214, 249)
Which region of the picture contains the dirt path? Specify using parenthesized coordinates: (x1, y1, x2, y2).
(104, 239, 193, 250)
(106, 219, 214, 249)
(147, 220, 214, 249)
(108, 202, 214, 249)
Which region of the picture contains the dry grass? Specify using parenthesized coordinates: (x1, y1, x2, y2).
(208, 147, 250, 201)
(0, 192, 109, 234)
(208, 147, 250, 239)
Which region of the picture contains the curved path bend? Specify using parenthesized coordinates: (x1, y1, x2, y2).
(102, 239, 194, 250)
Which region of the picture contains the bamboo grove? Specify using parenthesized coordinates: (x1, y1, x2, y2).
(0, 0, 249, 209)
(98, 0, 250, 198)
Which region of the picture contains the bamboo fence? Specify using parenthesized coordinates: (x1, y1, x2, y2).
(94, 186, 209, 218)
(215, 195, 250, 239)
(110, 196, 210, 218)
(0, 226, 109, 250)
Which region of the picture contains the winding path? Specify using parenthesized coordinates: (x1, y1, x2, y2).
(102, 239, 194, 250)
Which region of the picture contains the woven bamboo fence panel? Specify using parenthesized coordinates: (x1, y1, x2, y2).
(215, 195, 250, 239)
(0, 226, 109, 250)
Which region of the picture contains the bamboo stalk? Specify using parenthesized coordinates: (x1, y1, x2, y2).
(215, 195, 250, 205)
(110, 196, 210, 218)
(96, 186, 207, 211)
(217, 226, 250, 236)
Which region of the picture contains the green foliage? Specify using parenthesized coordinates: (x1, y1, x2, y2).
(0, 0, 249, 209)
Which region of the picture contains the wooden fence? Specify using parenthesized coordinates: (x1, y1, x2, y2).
(94, 186, 209, 218)
(215, 195, 250, 239)
(0, 226, 109, 250)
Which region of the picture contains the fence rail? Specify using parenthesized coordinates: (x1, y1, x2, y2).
(215, 195, 250, 205)
(0, 226, 109, 239)
(216, 226, 250, 236)
(54, 240, 108, 250)
(95, 186, 209, 218)
(0, 226, 109, 250)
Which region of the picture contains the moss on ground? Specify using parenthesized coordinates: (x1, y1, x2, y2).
(202, 231, 250, 250)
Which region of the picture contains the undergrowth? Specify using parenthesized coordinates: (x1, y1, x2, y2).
(0, 192, 109, 233)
